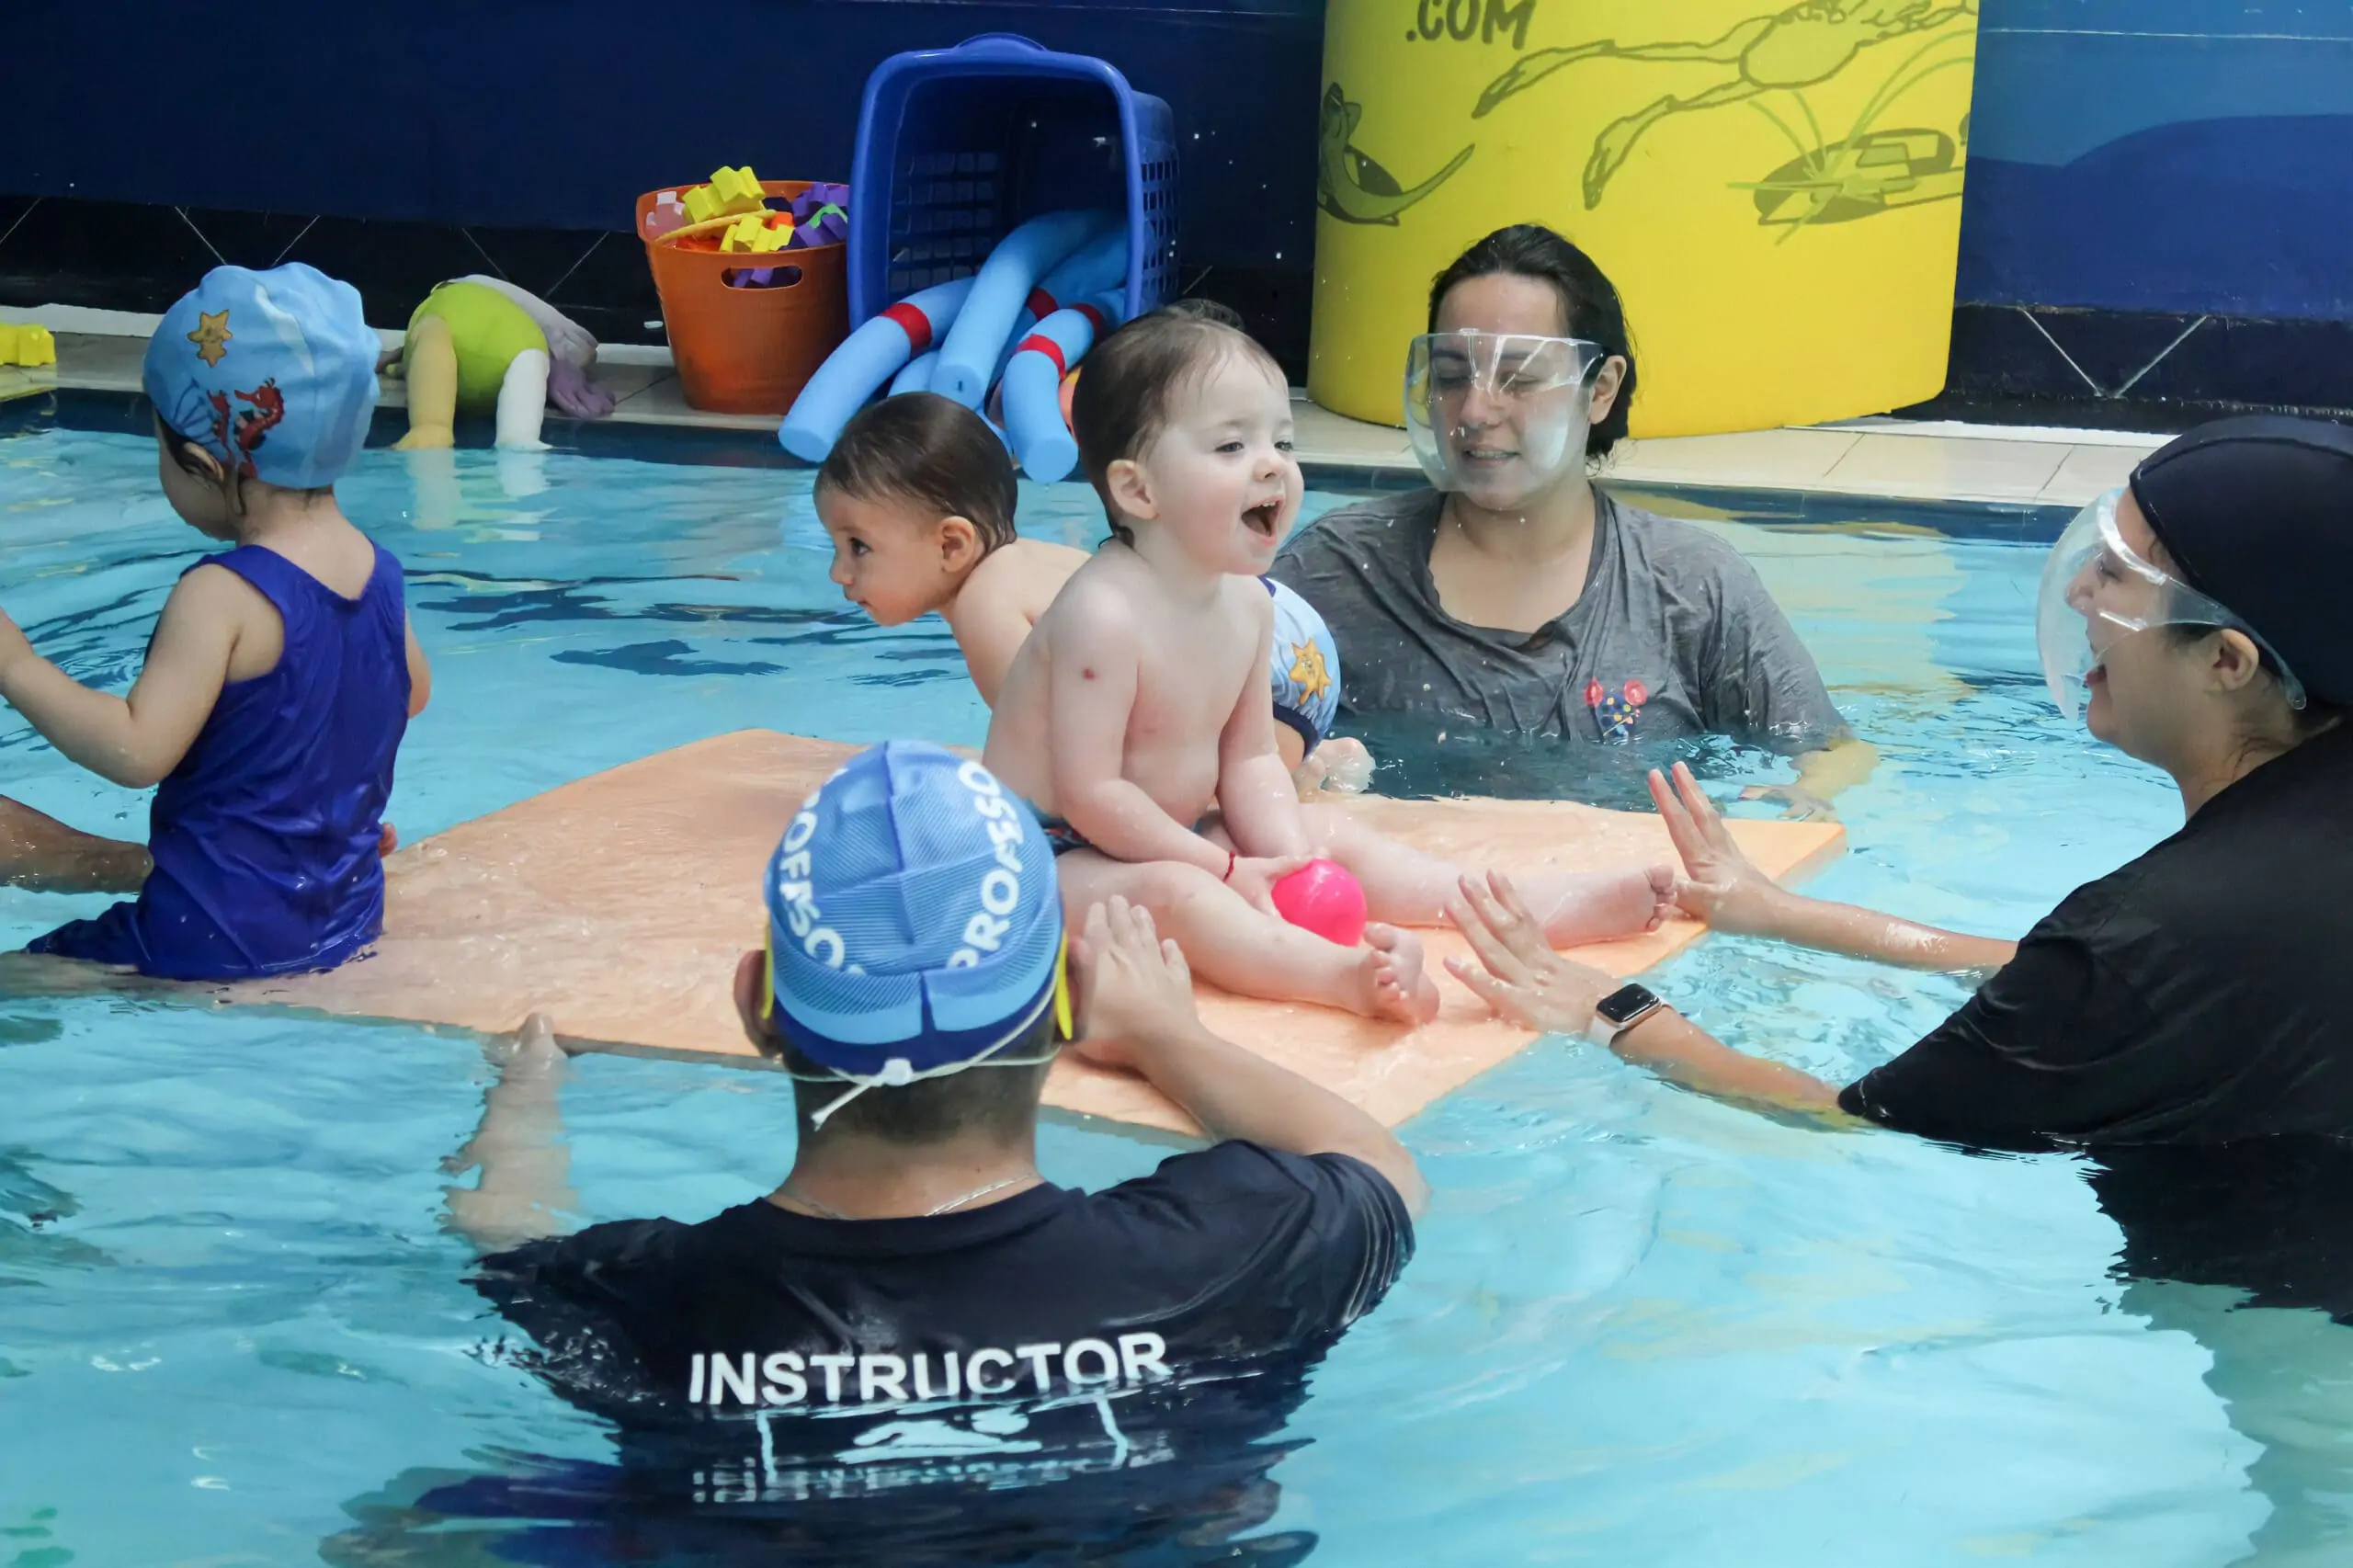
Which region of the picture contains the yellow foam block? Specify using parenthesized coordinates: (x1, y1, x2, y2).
(0, 323, 56, 368)
(237, 733, 1843, 1135)
(684, 165, 766, 225)
(720, 213, 791, 254)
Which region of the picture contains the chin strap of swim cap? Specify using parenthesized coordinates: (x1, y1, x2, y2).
(789, 936, 1074, 1131)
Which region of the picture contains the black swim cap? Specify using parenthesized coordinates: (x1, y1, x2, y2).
(2129, 415, 2353, 706)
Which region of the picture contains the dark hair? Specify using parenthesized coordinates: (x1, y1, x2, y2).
(775, 1008, 1057, 1144)
(157, 415, 215, 478)
(1426, 224, 1638, 460)
(816, 392, 1019, 553)
(1072, 301, 1286, 545)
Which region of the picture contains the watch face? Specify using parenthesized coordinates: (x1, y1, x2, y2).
(1595, 983, 1660, 1027)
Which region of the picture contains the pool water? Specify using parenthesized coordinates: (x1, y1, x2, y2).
(0, 427, 2337, 1564)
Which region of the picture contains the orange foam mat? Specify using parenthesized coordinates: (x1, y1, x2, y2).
(237, 732, 1843, 1135)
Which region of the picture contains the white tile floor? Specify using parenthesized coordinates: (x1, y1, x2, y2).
(6, 316, 2165, 506)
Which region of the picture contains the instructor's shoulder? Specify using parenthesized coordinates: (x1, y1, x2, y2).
(1608, 493, 1774, 595)
(1279, 488, 1439, 565)
(1113, 1140, 1413, 1241)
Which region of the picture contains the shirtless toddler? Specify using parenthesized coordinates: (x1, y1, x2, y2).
(981, 307, 1672, 1022)
(815, 391, 1372, 792)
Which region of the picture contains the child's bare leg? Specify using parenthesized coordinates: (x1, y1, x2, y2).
(1300, 803, 1673, 946)
(1055, 848, 1438, 1023)
(395, 314, 459, 450)
(0, 797, 150, 894)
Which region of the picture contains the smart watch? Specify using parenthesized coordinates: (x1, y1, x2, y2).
(1586, 983, 1665, 1046)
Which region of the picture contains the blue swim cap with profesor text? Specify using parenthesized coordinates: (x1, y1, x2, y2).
(765, 742, 1063, 1078)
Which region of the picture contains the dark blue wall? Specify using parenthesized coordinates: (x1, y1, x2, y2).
(5, 0, 1324, 274)
(1962, 0, 2353, 319)
(9, 0, 2353, 322)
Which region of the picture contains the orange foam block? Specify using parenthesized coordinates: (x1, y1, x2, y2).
(238, 732, 1843, 1135)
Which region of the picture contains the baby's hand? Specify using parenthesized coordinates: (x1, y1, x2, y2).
(1224, 853, 1310, 918)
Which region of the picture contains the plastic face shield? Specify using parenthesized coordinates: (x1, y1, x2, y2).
(1404, 333, 1602, 508)
(2037, 488, 2303, 722)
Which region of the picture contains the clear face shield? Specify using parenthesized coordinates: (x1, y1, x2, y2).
(2037, 488, 2304, 722)
(1404, 332, 1603, 509)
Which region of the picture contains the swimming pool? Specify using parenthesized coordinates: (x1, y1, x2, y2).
(0, 421, 2335, 1564)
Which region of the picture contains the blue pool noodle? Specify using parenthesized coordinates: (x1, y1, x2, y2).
(779, 277, 975, 462)
(1035, 227, 1127, 308)
(1003, 291, 1124, 482)
(967, 227, 1128, 424)
(986, 227, 1125, 389)
(889, 351, 938, 396)
(979, 228, 1127, 399)
(932, 210, 1114, 409)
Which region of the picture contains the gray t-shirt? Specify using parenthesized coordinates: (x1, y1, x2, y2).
(1270, 488, 1844, 754)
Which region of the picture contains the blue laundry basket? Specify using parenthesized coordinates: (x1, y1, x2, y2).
(848, 34, 1178, 328)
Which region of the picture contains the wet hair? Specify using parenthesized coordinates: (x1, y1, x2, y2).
(1427, 224, 1638, 460)
(1072, 300, 1287, 546)
(816, 392, 1019, 553)
(774, 1009, 1056, 1144)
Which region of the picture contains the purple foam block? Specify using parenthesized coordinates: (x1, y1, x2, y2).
(790, 183, 851, 222)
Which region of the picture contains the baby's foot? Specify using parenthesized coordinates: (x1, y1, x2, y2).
(1354, 923, 1441, 1024)
(1529, 865, 1679, 946)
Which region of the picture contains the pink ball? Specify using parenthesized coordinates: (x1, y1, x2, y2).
(1271, 858, 1369, 948)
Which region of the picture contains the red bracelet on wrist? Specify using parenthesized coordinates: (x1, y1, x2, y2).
(1222, 850, 1236, 883)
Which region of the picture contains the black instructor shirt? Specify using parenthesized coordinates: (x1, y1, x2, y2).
(1840, 722, 2353, 1150)
(477, 1141, 1411, 1424)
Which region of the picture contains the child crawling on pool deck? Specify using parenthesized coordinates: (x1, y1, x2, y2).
(0, 263, 428, 982)
(813, 388, 1373, 796)
(980, 303, 1674, 1023)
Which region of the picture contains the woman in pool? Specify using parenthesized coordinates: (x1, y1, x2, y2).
(1269, 224, 1871, 814)
(1450, 415, 2353, 1151)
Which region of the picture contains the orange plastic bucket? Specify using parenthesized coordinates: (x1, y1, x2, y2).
(638, 181, 848, 415)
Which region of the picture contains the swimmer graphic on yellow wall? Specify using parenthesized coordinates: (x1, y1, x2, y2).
(1474, 0, 1978, 212)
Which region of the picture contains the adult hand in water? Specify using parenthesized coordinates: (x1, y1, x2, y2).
(442, 1011, 576, 1253)
(1070, 896, 1199, 1068)
(1649, 763, 1786, 936)
(1445, 870, 1614, 1035)
(1739, 783, 1836, 822)
(1660, 761, 2016, 972)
